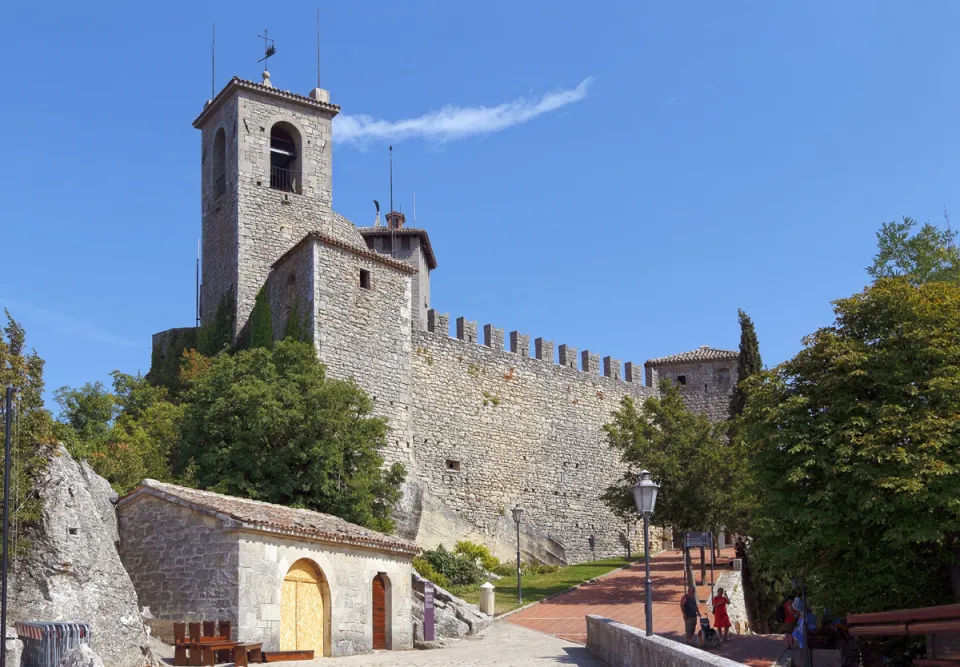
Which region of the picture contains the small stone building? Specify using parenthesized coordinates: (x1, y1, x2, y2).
(117, 480, 418, 657)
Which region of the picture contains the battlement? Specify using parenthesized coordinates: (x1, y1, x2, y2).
(429, 310, 646, 387)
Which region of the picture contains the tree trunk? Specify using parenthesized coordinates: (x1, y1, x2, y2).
(951, 562, 960, 603)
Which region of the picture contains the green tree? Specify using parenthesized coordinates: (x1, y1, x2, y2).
(283, 300, 311, 343)
(177, 339, 406, 533)
(602, 385, 747, 534)
(0, 311, 55, 554)
(867, 216, 960, 285)
(55, 373, 181, 493)
(246, 287, 274, 350)
(730, 309, 763, 417)
(744, 277, 960, 613)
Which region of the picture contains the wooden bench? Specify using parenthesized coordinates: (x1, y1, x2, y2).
(233, 643, 263, 666)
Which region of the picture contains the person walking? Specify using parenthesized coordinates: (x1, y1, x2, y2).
(712, 588, 732, 641)
(680, 586, 701, 645)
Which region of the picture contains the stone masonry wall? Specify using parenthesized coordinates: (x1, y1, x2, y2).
(237, 533, 413, 656)
(314, 242, 414, 466)
(409, 313, 659, 564)
(117, 496, 240, 639)
(647, 359, 738, 423)
(267, 240, 315, 342)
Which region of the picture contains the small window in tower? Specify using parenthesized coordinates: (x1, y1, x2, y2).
(400, 236, 411, 251)
(359, 269, 371, 290)
(676, 375, 687, 385)
(446, 460, 461, 472)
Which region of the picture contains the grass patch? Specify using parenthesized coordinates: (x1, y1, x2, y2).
(449, 557, 638, 616)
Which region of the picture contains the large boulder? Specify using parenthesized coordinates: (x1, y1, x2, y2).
(11, 446, 153, 667)
(5, 626, 22, 667)
(411, 572, 491, 643)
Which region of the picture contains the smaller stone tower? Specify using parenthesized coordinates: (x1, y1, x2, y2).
(358, 211, 437, 331)
(644, 346, 739, 422)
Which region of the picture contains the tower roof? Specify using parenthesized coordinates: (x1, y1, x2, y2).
(357, 227, 438, 270)
(194, 76, 340, 129)
(644, 345, 738, 367)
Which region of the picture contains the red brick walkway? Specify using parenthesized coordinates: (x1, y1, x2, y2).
(506, 549, 784, 667)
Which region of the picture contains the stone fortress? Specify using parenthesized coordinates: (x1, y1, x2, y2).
(151, 70, 740, 566)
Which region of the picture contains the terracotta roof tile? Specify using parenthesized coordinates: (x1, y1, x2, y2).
(193, 77, 340, 128)
(645, 346, 738, 366)
(272, 230, 418, 274)
(119, 480, 419, 557)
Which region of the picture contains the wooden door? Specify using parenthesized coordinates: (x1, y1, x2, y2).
(372, 574, 387, 650)
(280, 560, 325, 655)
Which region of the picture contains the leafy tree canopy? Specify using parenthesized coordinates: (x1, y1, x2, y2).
(176, 339, 406, 533)
(744, 277, 960, 613)
(603, 385, 751, 534)
(867, 216, 960, 285)
(0, 311, 55, 551)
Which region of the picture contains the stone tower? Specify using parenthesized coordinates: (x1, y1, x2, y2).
(358, 210, 437, 331)
(194, 73, 339, 340)
(644, 345, 739, 422)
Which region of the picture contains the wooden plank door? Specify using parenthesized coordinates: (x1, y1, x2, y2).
(372, 574, 387, 650)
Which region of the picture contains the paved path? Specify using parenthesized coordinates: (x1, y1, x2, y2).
(506, 549, 784, 667)
(313, 622, 604, 665)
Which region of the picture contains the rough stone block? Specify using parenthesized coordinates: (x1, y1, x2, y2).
(581, 350, 601, 374)
(509, 332, 530, 356)
(603, 357, 622, 380)
(428, 310, 450, 336)
(558, 345, 578, 368)
(624, 362, 639, 384)
(586, 615, 745, 667)
(456, 317, 477, 343)
(535, 338, 554, 362)
(483, 325, 504, 350)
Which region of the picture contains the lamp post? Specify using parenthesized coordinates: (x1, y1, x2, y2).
(631, 470, 659, 636)
(511, 505, 524, 604)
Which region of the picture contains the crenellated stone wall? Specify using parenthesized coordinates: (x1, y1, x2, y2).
(408, 310, 665, 564)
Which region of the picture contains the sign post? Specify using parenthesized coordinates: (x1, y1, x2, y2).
(423, 583, 435, 642)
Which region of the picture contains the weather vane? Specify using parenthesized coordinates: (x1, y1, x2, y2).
(257, 29, 277, 71)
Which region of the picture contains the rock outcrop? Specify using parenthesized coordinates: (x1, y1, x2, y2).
(5, 626, 22, 667)
(411, 573, 491, 644)
(60, 645, 105, 667)
(11, 446, 153, 667)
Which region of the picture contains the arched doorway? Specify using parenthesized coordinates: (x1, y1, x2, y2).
(280, 559, 330, 657)
(372, 574, 390, 650)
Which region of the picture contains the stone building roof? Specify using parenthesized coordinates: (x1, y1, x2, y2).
(272, 230, 418, 275)
(193, 77, 340, 128)
(644, 345, 738, 367)
(119, 480, 420, 557)
(357, 227, 438, 270)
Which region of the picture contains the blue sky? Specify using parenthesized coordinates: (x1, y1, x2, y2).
(4, 1, 960, 408)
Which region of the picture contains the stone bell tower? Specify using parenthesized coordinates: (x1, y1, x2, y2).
(194, 72, 339, 340)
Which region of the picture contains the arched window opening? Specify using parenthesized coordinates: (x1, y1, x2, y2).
(213, 128, 226, 199)
(270, 123, 301, 194)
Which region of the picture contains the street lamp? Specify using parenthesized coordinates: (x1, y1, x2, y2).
(631, 470, 660, 636)
(512, 505, 524, 604)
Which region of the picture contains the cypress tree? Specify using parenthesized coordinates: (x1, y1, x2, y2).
(730, 309, 762, 417)
(197, 293, 236, 356)
(283, 299, 311, 343)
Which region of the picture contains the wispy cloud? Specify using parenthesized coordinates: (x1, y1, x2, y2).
(0, 299, 137, 347)
(334, 78, 594, 145)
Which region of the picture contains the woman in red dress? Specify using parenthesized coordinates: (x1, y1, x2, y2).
(712, 588, 732, 641)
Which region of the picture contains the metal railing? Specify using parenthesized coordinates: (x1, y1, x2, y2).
(270, 166, 301, 194)
(15, 622, 91, 667)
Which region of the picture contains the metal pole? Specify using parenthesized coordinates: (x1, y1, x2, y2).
(643, 513, 653, 636)
(1, 386, 13, 667)
(803, 581, 813, 667)
(710, 531, 715, 589)
(515, 521, 522, 604)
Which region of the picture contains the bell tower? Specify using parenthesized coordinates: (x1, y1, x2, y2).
(194, 73, 340, 340)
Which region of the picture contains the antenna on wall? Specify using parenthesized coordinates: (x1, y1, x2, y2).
(317, 7, 320, 88)
(389, 145, 394, 213)
(195, 239, 201, 327)
(211, 24, 216, 100)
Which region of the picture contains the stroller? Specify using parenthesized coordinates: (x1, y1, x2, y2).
(698, 616, 722, 649)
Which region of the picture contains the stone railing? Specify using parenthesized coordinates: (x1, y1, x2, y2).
(585, 615, 748, 667)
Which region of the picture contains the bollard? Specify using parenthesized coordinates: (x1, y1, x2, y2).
(479, 582, 495, 616)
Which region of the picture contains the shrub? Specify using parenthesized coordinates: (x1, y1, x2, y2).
(454, 540, 500, 572)
(413, 556, 450, 589)
(492, 562, 516, 577)
(420, 544, 484, 587)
